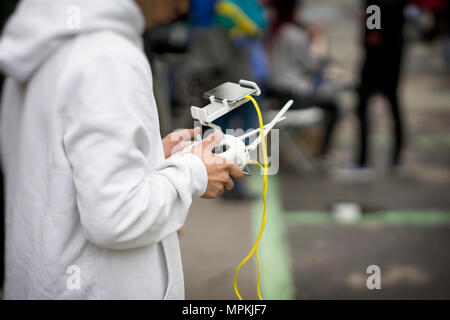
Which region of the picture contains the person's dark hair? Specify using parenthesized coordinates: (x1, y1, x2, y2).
(267, 0, 303, 46)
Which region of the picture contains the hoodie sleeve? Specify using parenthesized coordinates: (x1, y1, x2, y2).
(62, 49, 208, 250)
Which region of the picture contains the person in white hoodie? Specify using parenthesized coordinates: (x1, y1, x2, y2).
(0, 0, 243, 299)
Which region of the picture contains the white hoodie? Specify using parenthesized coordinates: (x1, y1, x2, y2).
(0, 0, 208, 299)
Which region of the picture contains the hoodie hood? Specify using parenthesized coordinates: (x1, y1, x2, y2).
(0, 0, 145, 83)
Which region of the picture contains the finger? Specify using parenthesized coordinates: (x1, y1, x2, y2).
(224, 177, 234, 191)
(171, 141, 196, 154)
(200, 153, 226, 167)
(217, 185, 225, 196)
(212, 154, 228, 165)
(171, 128, 200, 143)
(228, 164, 244, 181)
(201, 192, 213, 200)
(168, 130, 189, 144)
(201, 132, 224, 153)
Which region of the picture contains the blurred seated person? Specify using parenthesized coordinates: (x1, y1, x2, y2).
(265, 0, 346, 157)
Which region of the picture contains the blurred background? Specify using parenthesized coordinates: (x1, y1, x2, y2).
(1, 0, 450, 299)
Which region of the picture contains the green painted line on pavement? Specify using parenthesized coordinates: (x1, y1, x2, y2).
(250, 174, 295, 300)
(284, 210, 450, 226)
(336, 132, 450, 149)
(415, 133, 450, 148)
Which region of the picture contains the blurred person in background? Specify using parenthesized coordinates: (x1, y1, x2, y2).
(0, 0, 243, 299)
(405, 0, 448, 42)
(406, 0, 450, 72)
(265, 0, 344, 159)
(355, 0, 407, 171)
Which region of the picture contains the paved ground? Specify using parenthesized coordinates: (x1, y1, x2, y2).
(180, 196, 258, 300)
(288, 225, 450, 299)
(179, 0, 450, 300)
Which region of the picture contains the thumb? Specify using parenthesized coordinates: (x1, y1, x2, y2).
(202, 132, 224, 152)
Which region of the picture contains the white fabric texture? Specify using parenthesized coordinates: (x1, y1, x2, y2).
(0, 0, 207, 299)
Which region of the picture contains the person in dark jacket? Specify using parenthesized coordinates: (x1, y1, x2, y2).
(356, 0, 407, 168)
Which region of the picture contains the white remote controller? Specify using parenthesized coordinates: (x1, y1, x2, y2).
(169, 100, 294, 171)
(211, 134, 249, 169)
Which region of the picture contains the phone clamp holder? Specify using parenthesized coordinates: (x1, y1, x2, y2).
(190, 80, 261, 131)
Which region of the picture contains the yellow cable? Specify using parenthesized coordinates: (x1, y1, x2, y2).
(233, 96, 268, 300)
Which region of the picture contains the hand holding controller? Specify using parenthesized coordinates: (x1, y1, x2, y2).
(190, 133, 244, 199)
